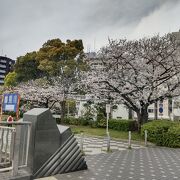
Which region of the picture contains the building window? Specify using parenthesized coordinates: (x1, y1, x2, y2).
(0, 60, 6, 63)
(0, 64, 6, 68)
(0, 75, 5, 78)
(148, 109, 154, 113)
(0, 70, 5, 73)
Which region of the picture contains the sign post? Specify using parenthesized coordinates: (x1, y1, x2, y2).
(0, 93, 20, 121)
(145, 130, 148, 146)
(128, 131, 131, 149)
(106, 104, 111, 152)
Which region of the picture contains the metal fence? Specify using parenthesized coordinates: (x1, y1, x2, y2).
(0, 121, 31, 176)
(0, 126, 15, 171)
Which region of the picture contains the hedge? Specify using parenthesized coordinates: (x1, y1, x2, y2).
(57, 117, 89, 126)
(141, 120, 180, 148)
(97, 119, 137, 131)
(57, 117, 137, 132)
(165, 124, 180, 148)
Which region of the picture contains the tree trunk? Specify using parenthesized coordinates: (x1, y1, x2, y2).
(136, 107, 148, 131)
(154, 102, 158, 120)
(45, 98, 49, 108)
(60, 100, 66, 124)
(128, 108, 133, 120)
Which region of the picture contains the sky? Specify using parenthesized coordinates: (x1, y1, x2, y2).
(0, 0, 180, 60)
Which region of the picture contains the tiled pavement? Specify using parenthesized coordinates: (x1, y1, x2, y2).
(75, 135, 144, 155)
(2, 135, 180, 180)
(52, 147, 180, 180)
(36, 136, 180, 180)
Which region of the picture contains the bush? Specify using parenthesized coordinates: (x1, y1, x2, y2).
(58, 117, 90, 126)
(97, 119, 106, 128)
(98, 119, 137, 131)
(141, 120, 180, 148)
(166, 125, 180, 147)
(109, 119, 137, 131)
(57, 116, 137, 131)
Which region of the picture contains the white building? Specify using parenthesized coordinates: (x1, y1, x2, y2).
(75, 97, 179, 121)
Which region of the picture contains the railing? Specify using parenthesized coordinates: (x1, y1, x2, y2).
(0, 126, 15, 171)
(0, 121, 31, 176)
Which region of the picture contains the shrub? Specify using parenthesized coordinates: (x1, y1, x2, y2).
(97, 119, 106, 128)
(97, 119, 137, 131)
(109, 119, 137, 131)
(166, 125, 180, 147)
(58, 116, 137, 131)
(89, 120, 98, 128)
(141, 120, 180, 148)
(79, 117, 89, 126)
(58, 117, 90, 126)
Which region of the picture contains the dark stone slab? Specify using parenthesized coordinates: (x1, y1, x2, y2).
(23, 108, 61, 174)
(22, 108, 87, 179)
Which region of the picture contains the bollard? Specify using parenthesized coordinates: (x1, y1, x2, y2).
(107, 132, 110, 152)
(128, 131, 131, 149)
(145, 130, 148, 147)
(80, 132, 84, 151)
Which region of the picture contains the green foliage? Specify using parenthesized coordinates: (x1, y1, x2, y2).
(65, 100, 76, 116)
(109, 119, 137, 131)
(59, 116, 137, 132)
(95, 102, 106, 121)
(166, 125, 180, 147)
(4, 72, 17, 87)
(11, 38, 87, 84)
(14, 51, 42, 82)
(70, 125, 143, 141)
(36, 38, 86, 76)
(97, 119, 106, 128)
(141, 120, 180, 147)
(83, 101, 96, 121)
(97, 119, 137, 131)
(57, 117, 89, 126)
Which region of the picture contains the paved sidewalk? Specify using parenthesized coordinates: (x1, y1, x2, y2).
(51, 147, 180, 180)
(75, 135, 144, 155)
(34, 136, 180, 180)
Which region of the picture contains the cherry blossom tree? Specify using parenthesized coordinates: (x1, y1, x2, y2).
(15, 78, 60, 108)
(11, 76, 80, 122)
(3, 53, 86, 122)
(82, 34, 180, 129)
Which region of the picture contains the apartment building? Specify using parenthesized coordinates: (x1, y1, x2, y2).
(0, 56, 15, 85)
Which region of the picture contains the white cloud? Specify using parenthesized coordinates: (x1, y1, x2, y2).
(130, 1, 180, 39)
(0, 0, 179, 59)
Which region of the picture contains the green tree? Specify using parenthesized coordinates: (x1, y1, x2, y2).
(4, 72, 18, 87)
(36, 38, 85, 76)
(14, 51, 42, 82)
(36, 38, 87, 122)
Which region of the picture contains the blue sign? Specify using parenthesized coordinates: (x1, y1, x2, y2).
(2, 93, 19, 112)
(159, 107, 163, 113)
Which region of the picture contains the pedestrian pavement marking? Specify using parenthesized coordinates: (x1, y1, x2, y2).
(75, 135, 144, 155)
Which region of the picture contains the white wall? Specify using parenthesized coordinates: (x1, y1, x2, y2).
(112, 104, 129, 119)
